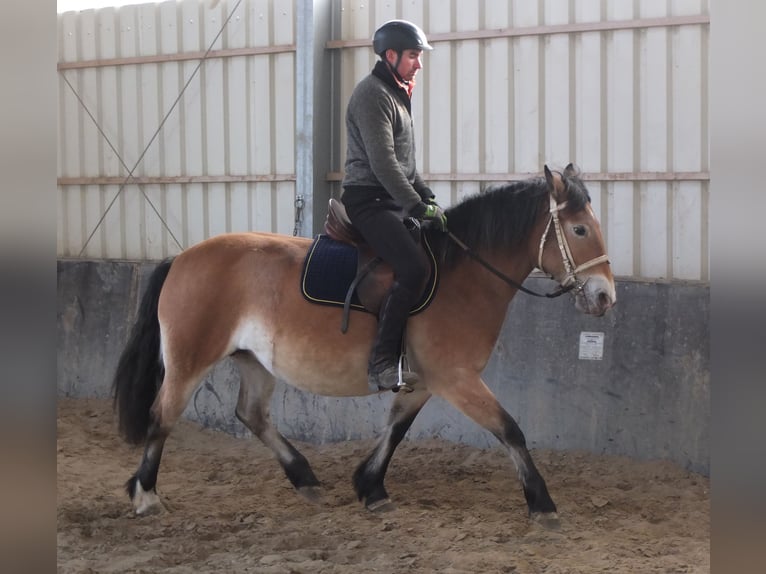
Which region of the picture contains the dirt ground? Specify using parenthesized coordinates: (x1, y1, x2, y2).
(57, 397, 709, 573)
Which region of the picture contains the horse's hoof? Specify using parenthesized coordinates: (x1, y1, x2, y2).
(530, 511, 561, 530)
(366, 497, 396, 513)
(297, 485, 323, 504)
(132, 481, 163, 515)
(135, 502, 163, 516)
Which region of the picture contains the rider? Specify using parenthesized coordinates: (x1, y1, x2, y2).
(341, 20, 448, 392)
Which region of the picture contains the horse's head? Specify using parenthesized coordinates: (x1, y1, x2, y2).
(536, 164, 616, 316)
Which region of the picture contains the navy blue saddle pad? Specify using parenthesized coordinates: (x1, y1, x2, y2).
(301, 234, 438, 315)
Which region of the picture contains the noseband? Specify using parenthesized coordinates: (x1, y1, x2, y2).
(447, 190, 609, 299)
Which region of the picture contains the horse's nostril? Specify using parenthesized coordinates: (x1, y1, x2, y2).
(598, 291, 612, 309)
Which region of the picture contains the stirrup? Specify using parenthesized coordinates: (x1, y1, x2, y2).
(393, 354, 417, 393)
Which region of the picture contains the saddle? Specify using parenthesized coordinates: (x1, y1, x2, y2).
(321, 198, 434, 332)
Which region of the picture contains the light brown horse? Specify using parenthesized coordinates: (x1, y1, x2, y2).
(113, 164, 615, 525)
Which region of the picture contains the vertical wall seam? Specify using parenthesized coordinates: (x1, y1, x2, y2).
(599, 3, 609, 247)
(116, 13, 127, 259)
(477, 1, 485, 178)
(177, 2, 188, 249)
(224, 0, 235, 236)
(699, 20, 709, 281)
(666, 23, 675, 279)
(632, 18, 641, 277)
(421, 0, 430, 186)
(198, 2, 210, 240)
(137, 24, 147, 260)
(568, 1, 576, 164)
(155, 7, 168, 258)
(508, 26, 515, 175)
(269, 0, 277, 232)
(95, 16, 107, 257)
(449, 0, 457, 204)
(245, 1, 253, 231)
(223, 50, 232, 233)
(537, 1, 545, 168)
(75, 17, 88, 255)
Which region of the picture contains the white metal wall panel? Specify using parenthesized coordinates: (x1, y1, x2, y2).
(513, 1, 542, 173)
(640, 1, 670, 279)
(57, 0, 297, 260)
(334, 0, 709, 281)
(58, 0, 708, 281)
(453, 1, 481, 202)
(605, 2, 636, 278)
(483, 2, 511, 177)
(672, 16, 705, 280)
(574, 0, 603, 227)
(424, 4, 453, 205)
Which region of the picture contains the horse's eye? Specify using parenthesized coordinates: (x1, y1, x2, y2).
(573, 225, 587, 237)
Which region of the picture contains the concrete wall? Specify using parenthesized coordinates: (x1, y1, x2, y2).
(57, 259, 709, 475)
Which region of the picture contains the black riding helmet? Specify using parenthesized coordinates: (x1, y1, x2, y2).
(372, 20, 433, 56)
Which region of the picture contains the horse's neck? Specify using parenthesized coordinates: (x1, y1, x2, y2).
(443, 251, 534, 314)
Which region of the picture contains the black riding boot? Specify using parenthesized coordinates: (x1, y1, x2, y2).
(368, 281, 419, 392)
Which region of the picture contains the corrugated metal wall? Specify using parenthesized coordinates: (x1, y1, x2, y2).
(333, 0, 709, 281)
(57, 0, 709, 281)
(57, 0, 297, 260)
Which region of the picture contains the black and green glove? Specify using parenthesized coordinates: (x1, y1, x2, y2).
(422, 199, 447, 232)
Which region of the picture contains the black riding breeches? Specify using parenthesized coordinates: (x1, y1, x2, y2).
(343, 202, 428, 295)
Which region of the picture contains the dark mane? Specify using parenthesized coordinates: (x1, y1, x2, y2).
(426, 172, 591, 267)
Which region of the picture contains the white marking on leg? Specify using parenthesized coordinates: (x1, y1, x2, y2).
(261, 426, 296, 464)
(133, 480, 162, 515)
(369, 434, 392, 474)
(507, 449, 529, 484)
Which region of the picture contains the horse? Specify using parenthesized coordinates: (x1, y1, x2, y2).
(113, 164, 616, 525)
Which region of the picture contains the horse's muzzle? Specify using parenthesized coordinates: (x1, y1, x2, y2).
(574, 276, 616, 316)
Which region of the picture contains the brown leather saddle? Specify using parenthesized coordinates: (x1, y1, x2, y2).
(321, 198, 436, 333)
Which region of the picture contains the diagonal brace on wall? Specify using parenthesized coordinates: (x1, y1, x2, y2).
(61, 0, 245, 257)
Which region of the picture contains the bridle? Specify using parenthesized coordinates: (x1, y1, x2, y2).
(447, 189, 609, 299)
(536, 193, 610, 294)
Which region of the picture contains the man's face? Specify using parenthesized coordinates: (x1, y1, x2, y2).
(387, 48, 423, 82)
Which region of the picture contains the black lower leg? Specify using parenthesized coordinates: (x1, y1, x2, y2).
(127, 424, 167, 499)
(353, 408, 418, 507)
(279, 439, 321, 490)
(499, 411, 557, 515)
(234, 398, 321, 493)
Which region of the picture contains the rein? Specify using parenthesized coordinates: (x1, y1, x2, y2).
(446, 191, 609, 299)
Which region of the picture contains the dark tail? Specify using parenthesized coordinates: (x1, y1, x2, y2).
(112, 258, 174, 445)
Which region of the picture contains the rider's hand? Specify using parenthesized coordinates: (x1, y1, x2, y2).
(422, 202, 447, 232)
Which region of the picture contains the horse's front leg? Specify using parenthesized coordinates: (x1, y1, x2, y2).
(353, 386, 432, 511)
(436, 376, 558, 525)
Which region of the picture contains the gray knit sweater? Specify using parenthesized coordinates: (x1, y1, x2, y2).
(342, 61, 431, 216)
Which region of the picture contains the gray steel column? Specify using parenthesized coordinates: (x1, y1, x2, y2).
(295, 0, 336, 238)
(295, 0, 315, 238)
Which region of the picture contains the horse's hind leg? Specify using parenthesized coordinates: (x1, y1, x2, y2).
(233, 352, 321, 502)
(128, 367, 208, 514)
(353, 387, 432, 511)
(437, 377, 558, 525)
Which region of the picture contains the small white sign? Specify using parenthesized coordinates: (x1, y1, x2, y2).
(579, 331, 605, 360)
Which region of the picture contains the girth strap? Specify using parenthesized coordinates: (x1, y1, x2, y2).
(342, 257, 382, 333)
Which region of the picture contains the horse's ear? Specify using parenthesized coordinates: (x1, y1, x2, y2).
(544, 165, 566, 199)
(544, 165, 554, 189)
(563, 163, 580, 178)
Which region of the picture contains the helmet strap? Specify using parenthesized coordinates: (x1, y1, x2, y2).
(383, 51, 406, 83)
